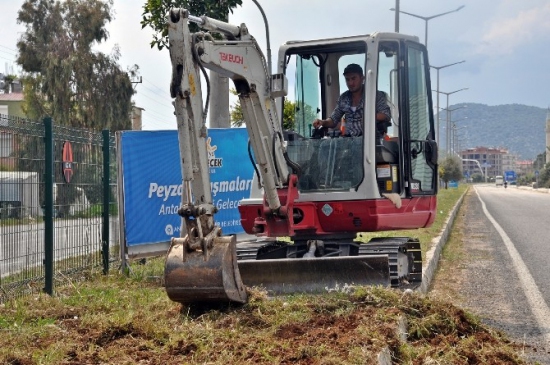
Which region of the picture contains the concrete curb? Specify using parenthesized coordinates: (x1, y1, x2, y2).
(418, 188, 467, 294)
(518, 186, 550, 193)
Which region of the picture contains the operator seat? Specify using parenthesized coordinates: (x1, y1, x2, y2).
(375, 139, 398, 164)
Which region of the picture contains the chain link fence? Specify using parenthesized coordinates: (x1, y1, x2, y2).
(0, 114, 119, 302)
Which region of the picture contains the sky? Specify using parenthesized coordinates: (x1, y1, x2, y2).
(1, 0, 550, 131)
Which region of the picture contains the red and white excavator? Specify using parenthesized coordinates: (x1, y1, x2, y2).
(164, 8, 438, 304)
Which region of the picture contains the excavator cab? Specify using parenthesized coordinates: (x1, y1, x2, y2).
(239, 34, 438, 236)
(163, 9, 438, 304)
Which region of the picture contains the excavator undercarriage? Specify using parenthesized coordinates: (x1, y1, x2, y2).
(165, 236, 422, 303)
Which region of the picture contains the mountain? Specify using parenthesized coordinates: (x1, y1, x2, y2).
(435, 103, 548, 160)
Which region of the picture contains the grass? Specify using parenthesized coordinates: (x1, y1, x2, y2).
(0, 273, 526, 364)
(0, 183, 530, 364)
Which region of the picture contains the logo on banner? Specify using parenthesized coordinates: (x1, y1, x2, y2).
(207, 137, 223, 169)
(165, 224, 174, 236)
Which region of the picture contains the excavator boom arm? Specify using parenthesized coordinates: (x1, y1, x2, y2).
(169, 9, 291, 216)
(165, 8, 296, 304)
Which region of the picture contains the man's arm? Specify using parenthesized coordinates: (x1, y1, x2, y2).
(313, 93, 345, 129)
(313, 117, 336, 129)
(376, 91, 391, 122)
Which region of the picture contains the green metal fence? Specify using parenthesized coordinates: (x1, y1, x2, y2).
(0, 114, 119, 302)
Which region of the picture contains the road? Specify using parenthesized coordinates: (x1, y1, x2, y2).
(0, 217, 119, 278)
(431, 184, 550, 364)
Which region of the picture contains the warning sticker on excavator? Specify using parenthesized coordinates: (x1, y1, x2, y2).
(188, 74, 196, 96)
(377, 165, 391, 178)
(322, 204, 333, 216)
(332, 203, 344, 215)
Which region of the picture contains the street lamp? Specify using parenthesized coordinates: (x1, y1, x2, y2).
(433, 88, 469, 155)
(390, 5, 465, 48)
(431, 61, 465, 144)
(394, 0, 400, 32)
(451, 123, 468, 155)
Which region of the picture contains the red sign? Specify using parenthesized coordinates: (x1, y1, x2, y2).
(62, 141, 73, 183)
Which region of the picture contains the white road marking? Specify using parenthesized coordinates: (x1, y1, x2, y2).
(475, 187, 550, 346)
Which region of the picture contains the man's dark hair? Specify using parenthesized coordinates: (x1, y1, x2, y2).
(343, 63, 363, 76)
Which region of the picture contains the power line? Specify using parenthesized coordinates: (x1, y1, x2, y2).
(142, 115, 175, 129)
(0, 50, 16, 59)
(0, 55, 15, 62)
(134, 95, 173, 122)
(141, 104, 174, 122)
(136, 85, 171, 107)
(143, 76, 170, 97)
(0, 44, 17, 54)
(135, 91, 171, 108)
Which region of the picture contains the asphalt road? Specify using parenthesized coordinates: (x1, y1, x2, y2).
(0, 217, 119, 278)
(432, 184, 550, 364)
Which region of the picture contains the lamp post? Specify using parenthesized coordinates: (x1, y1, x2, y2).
(394, 0, 400, 32)
(451, 122, 467, 155)
(430, 61, 465, 144)
(434, 89, 469, 155)
(390, 5, 465, 48)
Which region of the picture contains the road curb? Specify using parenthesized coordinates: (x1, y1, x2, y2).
(418, 188, 467, 294)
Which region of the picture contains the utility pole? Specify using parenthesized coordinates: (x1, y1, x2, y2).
(394, 0, 400, 32)
(209, 74, 231, 128)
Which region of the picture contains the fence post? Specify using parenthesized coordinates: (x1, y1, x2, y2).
(102, 129, 110, 274)
(44, 117, 54, 295)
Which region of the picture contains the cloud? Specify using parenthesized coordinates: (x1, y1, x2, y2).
(477, 3, 550, 55)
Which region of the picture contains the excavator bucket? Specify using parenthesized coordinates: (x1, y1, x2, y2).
(164, 235, 248, 304)
(237, 255, 390, 295)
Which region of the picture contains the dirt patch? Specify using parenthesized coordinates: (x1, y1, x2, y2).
(0, 215, 533, 365)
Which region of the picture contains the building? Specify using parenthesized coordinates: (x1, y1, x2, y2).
(131, 106, 144, 130)
(546, 109, 550, 164)
(459, 146, 515, 179)
(516, 160, 534, 176)
(0, 92, 25, 118)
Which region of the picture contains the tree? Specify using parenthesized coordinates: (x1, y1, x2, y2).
(141, 0, 243, 128)
(141, 0, 243, 50)
(0, 74, 17, 93)
(471, 173, 483, 183)
(533, 152, 546, 171)
(439, 156, 462, 189)
(17, 0, 136, 132)
(537, 162, 550, 188)
(230, 89, 296, 130)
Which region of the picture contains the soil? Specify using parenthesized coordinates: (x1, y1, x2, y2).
(2, 283, 530, 365)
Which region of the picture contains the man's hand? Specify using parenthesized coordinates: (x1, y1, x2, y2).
(313, 119, 323, 129)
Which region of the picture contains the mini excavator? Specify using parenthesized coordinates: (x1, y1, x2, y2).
(164, 8, 438, 304)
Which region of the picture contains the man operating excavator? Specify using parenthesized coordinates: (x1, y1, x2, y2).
(312, 63, 391, 140)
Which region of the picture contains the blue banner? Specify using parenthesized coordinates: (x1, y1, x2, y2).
(120, 129, 254, 246)
(504, 170, 516, 182)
